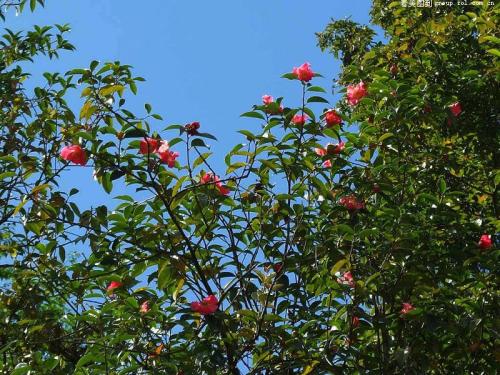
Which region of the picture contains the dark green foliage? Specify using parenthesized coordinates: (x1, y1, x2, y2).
(0, 1, 498, 374)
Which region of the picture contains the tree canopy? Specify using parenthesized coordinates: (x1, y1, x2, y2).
(0, 0, 498, 373)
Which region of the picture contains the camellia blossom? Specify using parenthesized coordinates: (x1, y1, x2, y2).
(262, 95, 274, 105)
(478, 234, 492, 250)
(314, 147, 330, 167)
(337, 271, 355, 288)
(339, 195, 365, 211)
(315, 144, 343, 168)
(190, 295, 218, 315)
(139, 137, 160, 154)
(107, 281, 123, 292)
(185, 121, 200, 136)
(400, 302, 415, 315)
(346, 81, 368, 106)
(315, 142, 344, 157)
(60, 145, 87, 166)
(140, 301, 150, 314)
(292, 113, 308, 126)
(200, 173, 230, 195)
(292, 62, 314, 82)
(158, 147, 180, 168)
(449, 102, 462, 117)
(324, 110, 342, 127)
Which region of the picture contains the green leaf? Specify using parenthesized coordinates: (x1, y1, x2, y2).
(241, 111, 265, 120)
(191, 138, 208, 148)
(378, 132, 394, 143)
(281, 73, 297, 80)
(307, 96, 329, 104)
(12, 363, 30, 375)
(102, 173, 113, 194)
(486, 48, 500, 57)
(307, 86, 327, 93)
(438, 178, 446, 194)
(331, 259, 347, 275)
(158, 262, 172, 290)
(124, 128, 148, 138)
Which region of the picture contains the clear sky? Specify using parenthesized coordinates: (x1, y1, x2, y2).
(4, 0, 374, 206)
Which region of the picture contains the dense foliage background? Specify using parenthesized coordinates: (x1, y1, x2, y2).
(0, 0, 498, 373)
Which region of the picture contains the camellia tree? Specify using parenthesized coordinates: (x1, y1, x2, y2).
(1, 0, 498, 374)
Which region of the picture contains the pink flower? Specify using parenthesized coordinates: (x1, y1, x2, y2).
(292, 62, 314, 82)
(185, 122, 200, 136)
(325, 110, 342, 127)
(292, 113, 308, 126)
(158, 145, 179, 168)
(107, 281, 123, 292)
(157, 140, 169, 153)
(400, 302, 414, 315)
(449, 102, 462, 117)
(139, 138, 160, 154)
(314, 147, 327, 157)
(352, 316, 360, 328)
(315, 142, 345, 157)
(339, 195, 365, 211)
(200, 173, 230, 195)
(478, 234, 492, 250)
(140, 301, 150, 314)
(190, 295, 218, 315)
(60, 145, 87, 166)
(346, 81, 368, 106)
(337, 271, 355, 288)
(315, 146, 335, 168)
(262, 95, 274, 105)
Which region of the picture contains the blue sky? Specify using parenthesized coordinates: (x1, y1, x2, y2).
(5, 0, 373, 206)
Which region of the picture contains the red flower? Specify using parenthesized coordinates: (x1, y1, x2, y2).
(292, 113, 308, 126)
(400, 302, 414, 315)
(200, 173, 230, 195)
(339, 195, 365, 211)
(352, 316, 360, 328)
(107, 281, 123, 292)
(139, 138, 160, 154)
(273, 263, 283, 273)
(324, 110, 342, 127)
(60, 145, 87, 166)
(140, 301, 150, 314)
(262, 95, 274, 105)
(157, 142, 179, 168)
(346, 81, 368, 106)
(449, 102, 462, 117)
(314, 147, 331, 168)
(190, 295, 218, 315)
(315, 144, 343, 168)
(337, 271, 355, 288)
(185, 122, 200, 136)
(314, 147, 327, 157)
(292, 62, 314, 82)
(478, 234, 492, 250)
